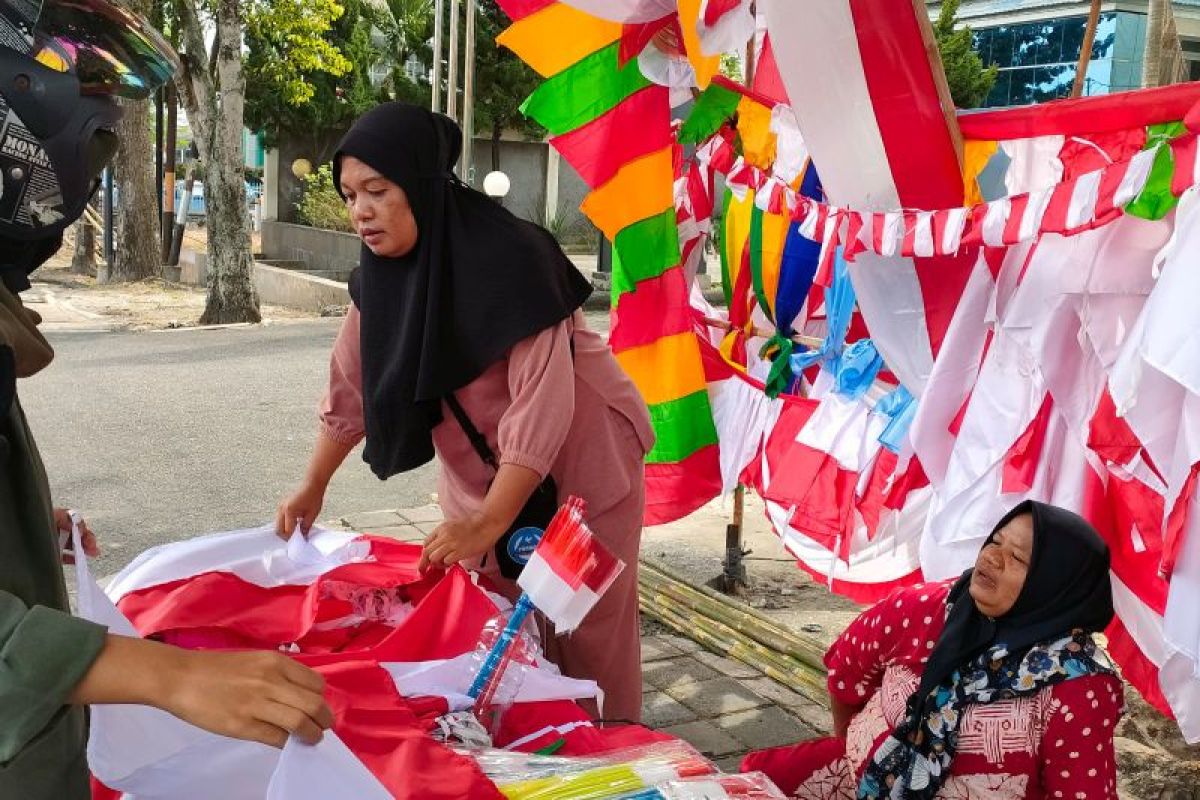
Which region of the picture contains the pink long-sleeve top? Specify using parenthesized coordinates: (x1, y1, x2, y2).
(320, 306, 655, 523)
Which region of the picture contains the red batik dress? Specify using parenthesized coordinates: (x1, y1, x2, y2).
(744, 581, 1124, 799)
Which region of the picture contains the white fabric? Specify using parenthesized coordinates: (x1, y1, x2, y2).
(709, 373, 784, 495)
(768, 104, 808, 186)
(697, 0, 755, 56)
(845, 252, 936, 393)
(981, 196, 1010, 247)
(767, 488, 930, 588)
(1115, 147, 1160, 208)
(558, 0, 675, 22)
(1163, 494, 1200, 743)
(919, 232, 1090, 578)
(1017, 188, 1050, 242)
(762, 0, 939, 393)
(999, 136, 1065, 196)
(72, 529, 387, 799)
(519, 554, 612, 634)
(907, 254, 993, 485)
(267, 736, 392, 800)
(1108, 188, 1200, 742)
(942, 207, 968, 254)
(637, 47, 696, 108)
(761, 0, 896, 210)
(796, 392, 888, 473)
(105, 524, 365, 600)
(913, 212, 935, 258)
(1066, 169, 1103, 230)
(383, 652, 599, 712)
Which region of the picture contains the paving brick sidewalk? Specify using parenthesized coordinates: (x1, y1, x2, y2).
(334, 505, 834, 769)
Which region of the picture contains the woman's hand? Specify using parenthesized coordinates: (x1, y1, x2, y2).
(70, 635, 335, 749)
(419, 513, 506, 572)
(158, 648, 335, 747)
(276, 482, 326, 540)
(54, 507, 99, 564)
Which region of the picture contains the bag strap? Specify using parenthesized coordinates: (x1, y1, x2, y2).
(444, 332, 577, 474)
(445, 393, 500, 472)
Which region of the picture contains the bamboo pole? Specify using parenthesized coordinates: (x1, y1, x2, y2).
(640, 565, 826, 668)
(700, 315, 824, 349)
(641, 560, 827, 665)
(1071, 0, 1103, 98)
(639, 593, 829, 704)
(644, 556, 805, 634)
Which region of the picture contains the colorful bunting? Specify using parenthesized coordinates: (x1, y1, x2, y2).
(500, 0, 722, 525)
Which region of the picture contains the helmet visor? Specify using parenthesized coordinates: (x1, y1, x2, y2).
(25, 0, 179, 99)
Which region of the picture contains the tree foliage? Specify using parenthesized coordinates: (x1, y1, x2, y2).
(472, 1, 543, 141)
(370, 0, 434, 105)
(296, 164, 353, 232)
(933, 0, 998, 109)
(244, 0, 379, 150)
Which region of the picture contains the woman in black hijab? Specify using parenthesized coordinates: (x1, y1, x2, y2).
(742, 501, 1123, 799)
(278, 104, 655, 722)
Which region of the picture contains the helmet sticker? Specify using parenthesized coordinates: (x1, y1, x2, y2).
(0, 95, 64, 228)
(0, 0, 39, 54)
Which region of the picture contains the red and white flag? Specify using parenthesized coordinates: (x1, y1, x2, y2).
(518, 500, 625, 633)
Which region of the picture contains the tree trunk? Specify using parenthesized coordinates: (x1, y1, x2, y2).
(1143, 0, 1167, 88)
(71, 220, 96, 276)
(108, 93, 160, 282)
(177, 0, 260, 324)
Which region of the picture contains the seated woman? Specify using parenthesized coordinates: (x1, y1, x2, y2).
(743, 501, 1122, 799)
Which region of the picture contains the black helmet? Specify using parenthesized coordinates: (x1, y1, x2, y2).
(0, 0, 178, 245)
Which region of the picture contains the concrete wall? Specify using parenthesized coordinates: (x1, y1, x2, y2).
(253, 263, 350, 311)
(260, 220, 361, 280)
(267, 134, 596, 248)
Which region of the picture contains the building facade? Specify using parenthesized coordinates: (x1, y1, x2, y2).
(928, 1, 1200, 107)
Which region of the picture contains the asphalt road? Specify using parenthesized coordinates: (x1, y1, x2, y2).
(21, 312, 611, 577)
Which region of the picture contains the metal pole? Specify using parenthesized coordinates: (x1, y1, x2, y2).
(168, 145, 198, 267)
(432, 0, 445, 113)
(447, 0, 460, 122)
(102, 167, 114, 268)
(161, 84, 178, 263)
(461, 0, 476, 181)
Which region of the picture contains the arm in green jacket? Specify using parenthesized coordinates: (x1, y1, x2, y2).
(0, 591, 106, 764)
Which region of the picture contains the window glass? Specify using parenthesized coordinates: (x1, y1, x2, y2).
(971, 13, 1123, 107)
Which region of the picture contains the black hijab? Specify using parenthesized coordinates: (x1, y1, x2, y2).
(333, 104, 592, 479)
(913, 500, 1115, 714)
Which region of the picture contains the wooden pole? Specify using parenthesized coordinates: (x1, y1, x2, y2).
(1071, 0, 1103, 98)
(701, 315, 823, 348)
(718, 3, 760, 596)
(912, 0, 964, 169)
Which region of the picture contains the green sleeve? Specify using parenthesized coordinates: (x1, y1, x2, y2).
(0, 591, 106, 764)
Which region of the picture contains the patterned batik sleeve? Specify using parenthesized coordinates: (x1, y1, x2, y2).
(1039, 674, 1124, 800)
(824, 587, 919, 706)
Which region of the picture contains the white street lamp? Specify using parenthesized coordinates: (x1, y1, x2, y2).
(483, 170, 511, 200)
